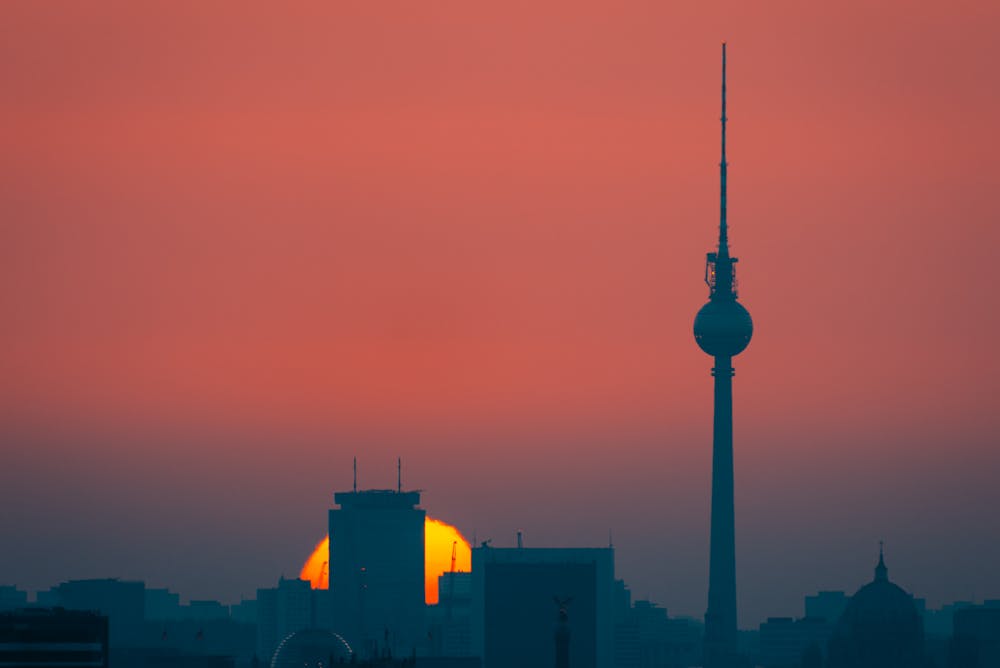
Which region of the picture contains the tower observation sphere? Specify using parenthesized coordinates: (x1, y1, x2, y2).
(693, 299, 753, 357)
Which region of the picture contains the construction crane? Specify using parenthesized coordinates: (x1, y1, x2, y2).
(446, 541, 458, 621)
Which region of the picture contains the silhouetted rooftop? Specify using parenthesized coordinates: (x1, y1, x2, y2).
(333, 489, 421, 509)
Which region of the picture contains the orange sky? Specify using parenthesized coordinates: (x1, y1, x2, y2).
(1, 1, 998, 625)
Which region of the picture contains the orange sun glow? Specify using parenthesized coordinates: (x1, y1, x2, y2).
(300, 517, 472, 605)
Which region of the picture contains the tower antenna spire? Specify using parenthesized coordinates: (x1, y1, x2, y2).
(397, 457, 402, 492)
(353, 456, 357, 492)
(719, 41, 729, 257)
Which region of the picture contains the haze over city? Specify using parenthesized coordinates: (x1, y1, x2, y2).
(2, 0, 998, 633)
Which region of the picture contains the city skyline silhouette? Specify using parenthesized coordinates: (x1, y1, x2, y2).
(1, 1, 998, 639)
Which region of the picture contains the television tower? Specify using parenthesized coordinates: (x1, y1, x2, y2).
(693, 43, 753, 668)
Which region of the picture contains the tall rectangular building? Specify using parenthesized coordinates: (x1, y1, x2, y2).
(329, 489, 426, 658)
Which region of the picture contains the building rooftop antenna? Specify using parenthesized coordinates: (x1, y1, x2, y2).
(397, 457, 402, 492)
(353, 456, 358, 492)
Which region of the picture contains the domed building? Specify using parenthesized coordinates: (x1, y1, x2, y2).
(270, 629, 353, 668)
(827, 547, 925, 668)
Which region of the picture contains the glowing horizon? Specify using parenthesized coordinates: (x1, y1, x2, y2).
(299, 516, 472, 605)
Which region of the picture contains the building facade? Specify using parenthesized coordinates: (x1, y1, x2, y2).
(470, 546, 614, 668)
(0, 608, 109, 667)
(329, 488, 426, 658)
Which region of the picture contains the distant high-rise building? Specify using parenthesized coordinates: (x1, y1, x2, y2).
(256, 577, 316, 662)
(39, 579, 145, 648)
(228, 598, 257, 625)
(951, 605, 1000, 668)
(329, 480, 426, 658)
(692, 43, 754, 668)
(470, 546, 615, 668)
(758, 617, 830, 668)
(0, 585, 28, 611)
(428, 572, 473, 657)
(144, 588, 181, 621)
(632, 600, 669, 668)
(925, 601, 976, 638)
(629, 601, 702, 668)
(804, 591, 849, 625)
(611, 580, 640, 668)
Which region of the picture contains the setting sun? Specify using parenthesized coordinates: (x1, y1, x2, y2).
(300, 516, 472, 605)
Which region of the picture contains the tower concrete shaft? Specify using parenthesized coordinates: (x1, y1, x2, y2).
(705, 355, 738, 664)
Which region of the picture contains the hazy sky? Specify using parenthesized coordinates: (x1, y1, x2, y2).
(1, 1, 998, 626)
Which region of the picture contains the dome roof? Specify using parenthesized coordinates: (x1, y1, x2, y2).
(845, 578, 920, 627)
(840, 547, 920, 626)
(827, 548, 924, 668)
(270, 629, 353, 668)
